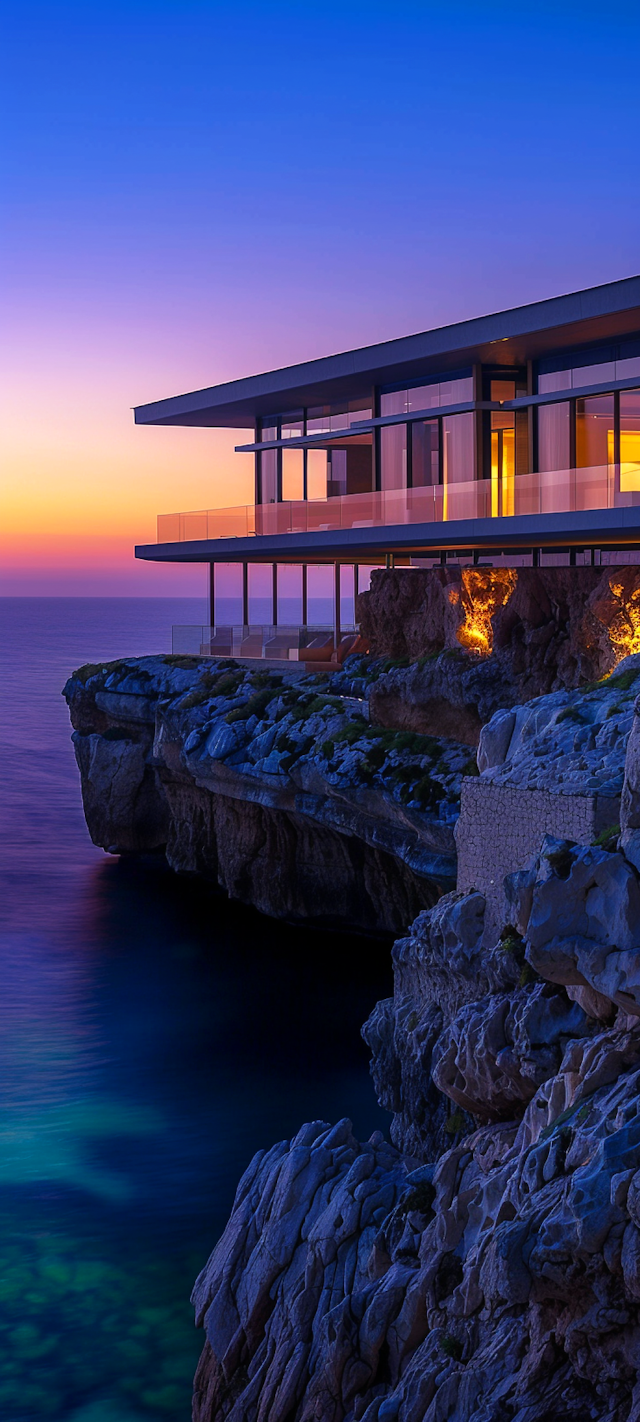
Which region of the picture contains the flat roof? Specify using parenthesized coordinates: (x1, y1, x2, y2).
(133, 275, 640, 430)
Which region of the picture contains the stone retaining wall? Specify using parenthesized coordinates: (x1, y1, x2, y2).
(456, 778, 621, 940)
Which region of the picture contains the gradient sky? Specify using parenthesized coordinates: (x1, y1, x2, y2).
(2, 0, 640, 595)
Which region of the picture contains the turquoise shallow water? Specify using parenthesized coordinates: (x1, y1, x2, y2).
(0, 598, 391, 1422)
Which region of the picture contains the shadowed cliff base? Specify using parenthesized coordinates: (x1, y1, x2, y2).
(189, 680, 640, 1422)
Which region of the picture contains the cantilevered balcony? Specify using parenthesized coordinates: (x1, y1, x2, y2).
(156, 463, 640, 547)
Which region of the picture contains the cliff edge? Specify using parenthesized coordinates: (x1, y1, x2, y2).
(63, 657, 471, 934)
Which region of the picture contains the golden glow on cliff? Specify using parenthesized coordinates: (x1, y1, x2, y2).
(605, 576, 640, 664)
(451, 568, 518, 656)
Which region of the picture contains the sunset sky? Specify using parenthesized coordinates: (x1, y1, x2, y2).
(2, 0, 640, 595)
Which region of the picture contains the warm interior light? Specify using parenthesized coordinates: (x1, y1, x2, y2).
(604, 575, 640, 663)
(451, 568, 518, 656)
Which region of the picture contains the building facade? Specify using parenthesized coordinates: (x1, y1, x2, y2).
(134, 276, 640, 657)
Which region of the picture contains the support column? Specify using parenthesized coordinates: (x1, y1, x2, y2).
(385, 552, 395, 570)
(272, 563, 278, 626)
(334, 562, 341, 651)
(208, 564, 215, 628)
(242, 562, 249, 628)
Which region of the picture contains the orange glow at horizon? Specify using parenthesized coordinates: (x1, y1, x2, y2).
(0, 341, 254, 590)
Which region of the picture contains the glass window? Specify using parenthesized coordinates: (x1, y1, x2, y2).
(307, 565, 333, 624)
(380, 423, 407, 489)
(442, 412, 475, 483)
(576, 393, 615, 467)
(277, 565, 303, 625)
(306, 448, 327, 500)
(282, 448, 304, 501)
(411, 420, 439, 486)
(407, 383, 442, 412)
(340, 565, 355, 628)
(572, 360, 615, 389)
(214, 564, 243, 624)
(620, 389, 640, 490)
(380, 389, 408, 416)
(347, 399, 373, 424)
(259, 423, 278, 442)
(260, 448, 278, 503)
(439, 375, 474, 405)
(381, 375, 473, 416)
(247, 564, 273, 624)
(538, 370, 572, 394)
(328, 450, 347, 496)
(306, 401, 372, 434)
(306, 407, 331, 435)
(281, 413, 304, 439)
(617, 356, 640, 381)
(538, 402, 570, 472)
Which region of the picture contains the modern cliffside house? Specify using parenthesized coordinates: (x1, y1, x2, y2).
(135, 275, 640, 661)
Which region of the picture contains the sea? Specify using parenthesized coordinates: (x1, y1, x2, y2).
(0, 597, 390, 1422)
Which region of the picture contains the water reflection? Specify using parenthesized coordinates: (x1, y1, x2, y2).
(0, 599, 391, 1420)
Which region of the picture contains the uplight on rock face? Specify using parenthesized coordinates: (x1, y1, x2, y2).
(452, 568, 518, 657)
(606, 576, 640, 664)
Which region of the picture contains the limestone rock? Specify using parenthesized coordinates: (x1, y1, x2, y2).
(63, 656, 470, 933)
(192, 1011, 640, 1421)
(621, 694, 640, 872)
(430, 981, 595, 1119)
(521, 837, 640, 1016)
(71, 730, 169, 853)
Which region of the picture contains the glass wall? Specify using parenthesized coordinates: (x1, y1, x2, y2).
(214, 563, 243, 624)
(538, 354, 640, 393)
(490, 410, 515, 516)
(538, 401, 571, 471)
(381, 373, 473, 416)
(277, 565, 303, 624)
(306, 400, 372, 435)
(442, 412, 475, 483)
(575, 394, 615, 467)
(306, 448, 328, 500)
(247, 564, 273, 623)
(259, 448, 278, 503)
(339, 565, 355, 627)
(380, 424, 407, 490)
(307, 565, 334, 624)
(620, 389, 640, 490)
(411, 419, 440, 486)
(280, 414, 304, 439)
(282, 448, 304, 501)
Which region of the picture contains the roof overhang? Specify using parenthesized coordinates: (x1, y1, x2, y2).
(133, 276, 640, 430)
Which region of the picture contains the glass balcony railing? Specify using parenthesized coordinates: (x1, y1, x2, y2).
(156, 463, 640, 544)
(171, 623, 364, 663)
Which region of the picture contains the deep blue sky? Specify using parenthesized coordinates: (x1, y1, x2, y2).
(2, 0, 640, 592)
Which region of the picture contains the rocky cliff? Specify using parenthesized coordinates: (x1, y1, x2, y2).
(356, 565, 640, 743)
(63, 656, 473, 934)
(190, 680, 640, 1422)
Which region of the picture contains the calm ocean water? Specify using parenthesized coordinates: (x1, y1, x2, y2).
(0, 598, 390, 1422)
